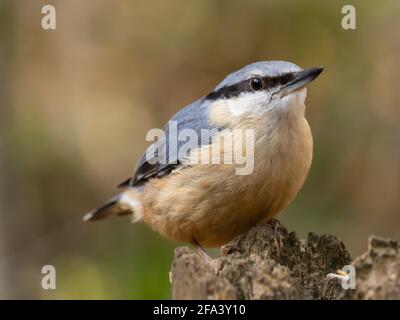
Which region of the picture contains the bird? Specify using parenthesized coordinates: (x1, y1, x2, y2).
(84, 61, 323, 264)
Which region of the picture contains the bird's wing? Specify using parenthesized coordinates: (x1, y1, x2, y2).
(117, 98, 219, 188)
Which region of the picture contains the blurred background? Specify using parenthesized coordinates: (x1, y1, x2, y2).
(0, 0, 399, 299)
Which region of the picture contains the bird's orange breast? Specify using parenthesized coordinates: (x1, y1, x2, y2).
(141, 115, 313, 247)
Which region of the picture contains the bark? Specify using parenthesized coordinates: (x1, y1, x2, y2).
(170, 219, 400, 300)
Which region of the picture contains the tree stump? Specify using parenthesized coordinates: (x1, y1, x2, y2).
(170, 219, 400, 300)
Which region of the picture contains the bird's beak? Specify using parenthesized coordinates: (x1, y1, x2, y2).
(280, 67, 323, 96)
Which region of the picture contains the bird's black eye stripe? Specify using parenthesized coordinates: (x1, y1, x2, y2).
(205, 72, 296, 101)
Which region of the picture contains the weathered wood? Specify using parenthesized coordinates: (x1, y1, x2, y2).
(171, 219, 400, 300)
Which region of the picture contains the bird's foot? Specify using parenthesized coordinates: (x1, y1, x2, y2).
(191, 240, 220, 273)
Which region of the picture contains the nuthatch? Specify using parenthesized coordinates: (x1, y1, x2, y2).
(84, 61, 323, 262)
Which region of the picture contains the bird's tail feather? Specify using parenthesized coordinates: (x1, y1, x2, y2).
(83, 188, 143, 223)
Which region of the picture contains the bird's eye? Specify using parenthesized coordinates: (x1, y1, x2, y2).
(250, 77, 264, 91)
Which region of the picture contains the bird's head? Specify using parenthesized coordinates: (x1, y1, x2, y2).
(206, 61, 323, 126)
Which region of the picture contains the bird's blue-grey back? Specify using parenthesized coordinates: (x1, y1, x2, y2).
(130, 98, 219, 185)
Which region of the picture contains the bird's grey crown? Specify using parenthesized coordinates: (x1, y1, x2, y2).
(215, 61, 301, 90)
